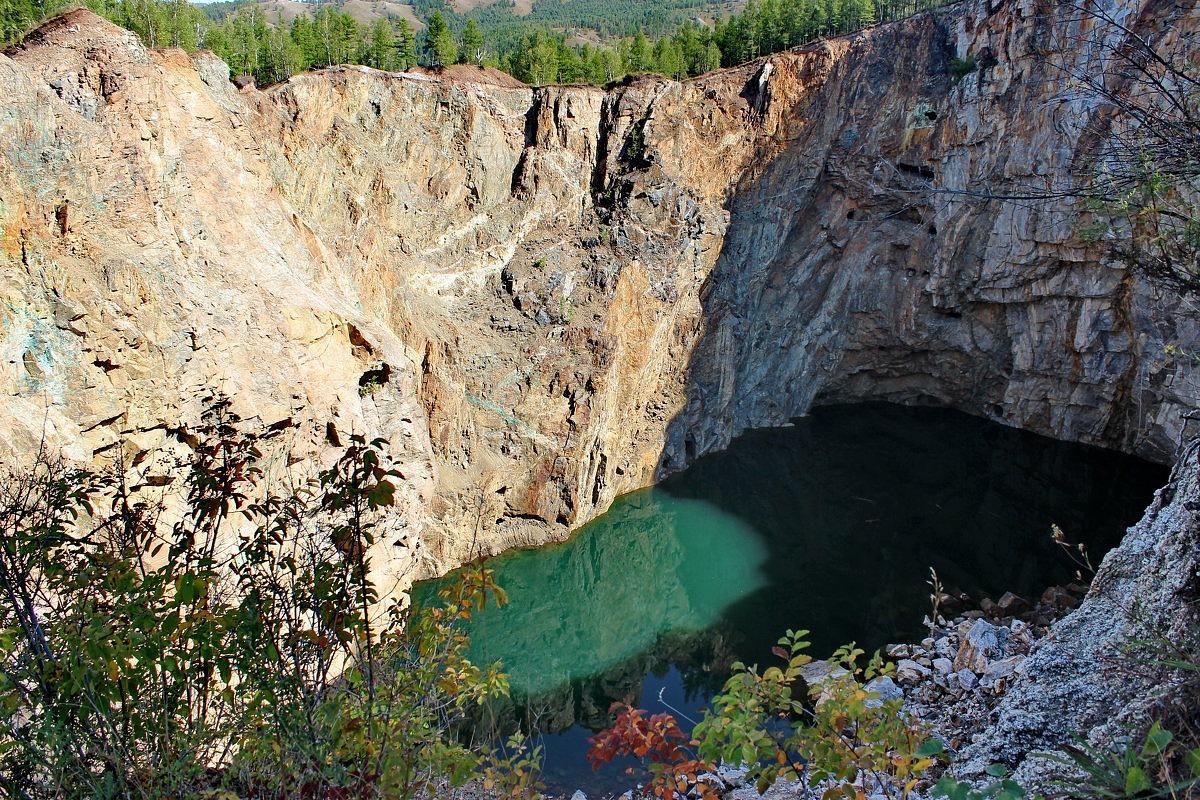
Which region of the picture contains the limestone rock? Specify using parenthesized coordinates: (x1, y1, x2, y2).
(0, 0, 1194, 592)
(982, 655, 1025, 684)
(956, 443, 1200, 789)
(0, 0, 1194, 795)
(864, 676, 903, 708)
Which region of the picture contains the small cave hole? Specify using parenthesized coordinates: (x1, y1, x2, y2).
(358, 363, 392, 394)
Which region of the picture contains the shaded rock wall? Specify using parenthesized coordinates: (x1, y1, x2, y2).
(1, 0, 1196, 589)
(668, 0, 1199, 471)
(958, 440, 1200, 785)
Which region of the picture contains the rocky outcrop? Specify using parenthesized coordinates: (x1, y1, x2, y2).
(955, 440, 1200, 787)
(1, 0, 1197, 588)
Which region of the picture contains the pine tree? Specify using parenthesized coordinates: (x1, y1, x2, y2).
(332, 11, 358, 64)
(510, 29, 558, 85)
(803, 0, 826, 41)
(260, 24, 301, 83)
(290, 14, 318, 67)
(459, 18, 483, 65)
(367, 19, 394, 69)
(395, 17, 416, 68)
(652, 37, 684, 79)
(628, 29, 651, 73)
(556, 38, 585, 83)
(422, 11, 455, 67)
(824, 0, 839, 34)
(852, 0, 876, 28)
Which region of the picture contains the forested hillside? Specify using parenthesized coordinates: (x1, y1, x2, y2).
(0, 0, 955, 85)
(0, 0, 955, 87)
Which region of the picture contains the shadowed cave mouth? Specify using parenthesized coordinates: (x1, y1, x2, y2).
(413, 402, 1167, 794)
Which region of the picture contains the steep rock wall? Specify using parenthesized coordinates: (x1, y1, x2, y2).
(0, 0, 1196, 588)
(668, 0, 1199, 470)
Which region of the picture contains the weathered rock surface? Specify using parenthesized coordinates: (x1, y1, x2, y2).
(954, 441, 1200, 787)
(2, 0, 1198, 791)
(3, 0, 1197, 589)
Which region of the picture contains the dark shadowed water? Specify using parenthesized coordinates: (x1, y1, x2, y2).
(413, 403, 1167, 795)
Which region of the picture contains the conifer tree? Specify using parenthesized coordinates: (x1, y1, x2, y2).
(367, 18, 395, 69)
(628, 29, 651, 73)
(459, 17, 484, 65)
(395, 17, 417, 68)
(423, 11, 455, 67)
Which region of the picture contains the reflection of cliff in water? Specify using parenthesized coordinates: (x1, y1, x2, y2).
(661, 403, 1170, 661)
(423, 488, 768, 699)
(468, 625, 739, 740)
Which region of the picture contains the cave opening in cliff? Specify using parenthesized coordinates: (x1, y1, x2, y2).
(413, 402, 1167, 794)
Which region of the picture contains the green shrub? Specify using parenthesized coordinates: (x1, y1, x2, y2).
(0, 398, 515, 800)
(931, 764, 1025, 800)
(949, 56, 977, 83)
(590, 629, 941, 798)
(694, 632, 939, 797)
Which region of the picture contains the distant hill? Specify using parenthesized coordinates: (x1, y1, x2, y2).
(196, 0, 744, 40)
(198, 0, 422, 27)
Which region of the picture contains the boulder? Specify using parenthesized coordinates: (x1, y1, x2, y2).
(954, 619, 1009, 674)
(865, 676, 904, 707)
(800, 659, 851, 688)
(896, 659, 931, 685)
(996, 592, 1029, 616)
(716, 764, 749, 788)
(983, 655, 1025, 684)
(1041, 586, 1078, 611)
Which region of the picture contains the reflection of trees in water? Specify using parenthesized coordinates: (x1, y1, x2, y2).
(464, 625, 740, 742)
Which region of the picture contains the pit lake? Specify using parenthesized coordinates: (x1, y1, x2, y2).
(412, 403, 1167, 794)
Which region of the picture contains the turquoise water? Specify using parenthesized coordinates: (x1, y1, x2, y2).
(413, 404, 1167, 794)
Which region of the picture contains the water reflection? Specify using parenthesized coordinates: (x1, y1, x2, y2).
(454, 493, 767, 697)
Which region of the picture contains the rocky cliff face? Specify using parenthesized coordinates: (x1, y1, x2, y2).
(1, 0, 1196, 587)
